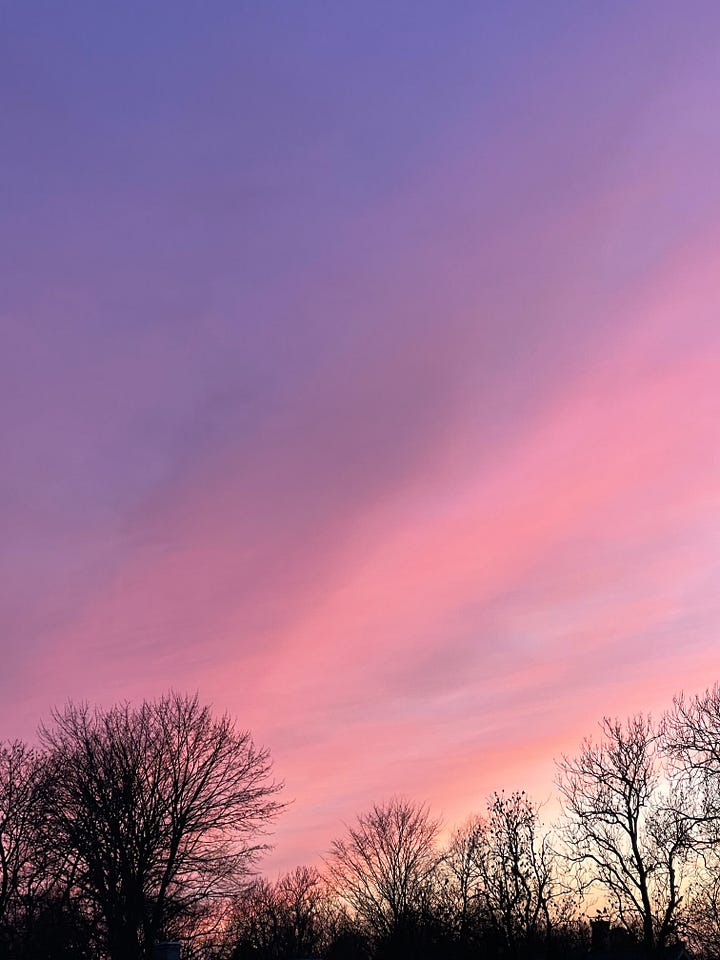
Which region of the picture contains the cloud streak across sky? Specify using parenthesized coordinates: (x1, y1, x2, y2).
(2, 2, 720, 869)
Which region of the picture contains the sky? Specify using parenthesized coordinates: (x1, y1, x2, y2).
(2, 2, 720, 872)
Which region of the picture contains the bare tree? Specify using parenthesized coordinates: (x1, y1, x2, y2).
(677, 861, 720, 959)
(40, 692, 283, 960)
(228, 877, 283, 960)
(228, 866, 330, 960)
(473, 791, 555, 958)
(0, 740, 59, 953)
(325, 797, 441, 947)
(442, 814, 486, 941)
(276, 865, 329, 958)
(663, 684, 720, 956)
(557, 715, 693, 959)
(665, 684, 720, 834)
(0, 742, 36, 926)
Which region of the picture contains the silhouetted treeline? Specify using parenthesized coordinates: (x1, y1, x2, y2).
(4, 686, 720, 959)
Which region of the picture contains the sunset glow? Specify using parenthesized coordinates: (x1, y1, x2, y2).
(3, 3, 720, 874)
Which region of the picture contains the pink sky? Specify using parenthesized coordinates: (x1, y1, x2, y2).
(2, 3, 720, 873)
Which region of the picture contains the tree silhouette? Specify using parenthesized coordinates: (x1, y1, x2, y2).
(40, 693, 282, 960)
(0, 740, 56, 954)
(474, 791, 554, 958)
(326, 797, 441, 955)
(557, 715, 693, 959)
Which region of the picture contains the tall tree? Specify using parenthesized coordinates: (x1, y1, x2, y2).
(40, 692, 282, 960)
(557, 715, 693, 959)
(473, 791, 554, 958)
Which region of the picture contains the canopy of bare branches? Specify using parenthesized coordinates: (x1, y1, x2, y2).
(4, 685, 720, 960)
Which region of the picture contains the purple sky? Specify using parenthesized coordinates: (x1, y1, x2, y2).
(3, 2, 720, 871)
